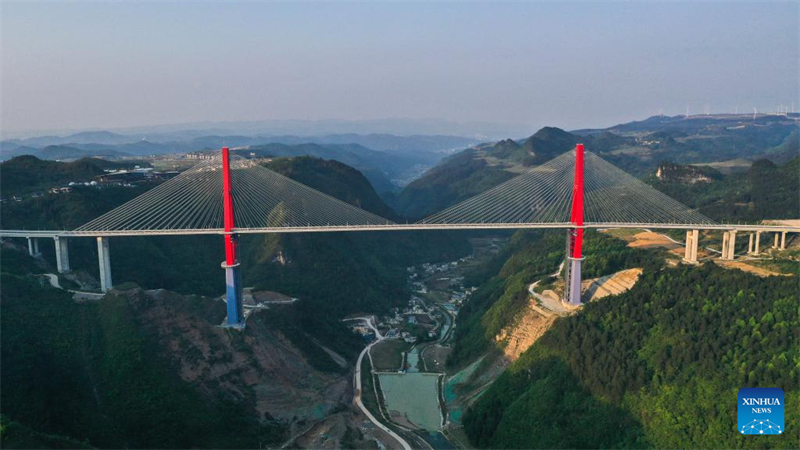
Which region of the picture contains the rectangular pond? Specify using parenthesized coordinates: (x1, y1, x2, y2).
(379, 372, 442, 431)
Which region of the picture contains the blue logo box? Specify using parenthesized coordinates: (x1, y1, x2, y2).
(738, 388, 784, 435)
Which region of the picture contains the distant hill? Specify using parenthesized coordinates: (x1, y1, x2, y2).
(391, 127, 579, 218)
(260, 133, 477, 160)
(264, 156, 398, 220)
(38, 145, 130, 160)
(574, 114, 799, 173)
(648, 156, 799, 221)
(2, 130, 136, 148)
(1, 132, 479, 189)
(0, 155, 151, 197)
(0, 144, 130, 161)
(246, 142, 406, 194)
(0, 156, 108, 196)
(391, 114, 799, 218)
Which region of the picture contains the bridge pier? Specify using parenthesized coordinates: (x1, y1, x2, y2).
(222, 257, 244, 328)
(780, 231, 787, 250)
(27, 237, 41, 257)
(721, 230, 737, 260)
(684, 229, 699, 263)
(748, 233, 754, 254)
(754, 231, 762, 255)
(54, 236, 70, 273)
(566, 255, 584, 306)
(773, 233, 779, 249)
(97, 237, 113, 292)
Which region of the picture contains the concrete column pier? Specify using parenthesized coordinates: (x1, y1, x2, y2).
(27, 237, 41, 257)
(721, 232, 730, 260)
(685, 230, 699, 263)
(721, 231, 737, 260)
(566, 256, 584, 306)
(54, 236, 70, 273)
(754, 231, 762, 255)
(222, 261, 245, 328)
(780, 232, 787, 250)
(748, 233, 754, 255)
(773, 233, 779, 249)
(97, 237, 113, 292)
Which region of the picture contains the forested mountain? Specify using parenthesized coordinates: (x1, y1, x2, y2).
(1, 155, 472, 448)
(1, 273, 287, 448)
(649, 156, 800, 221)
(246, 143, 409, 194)
(392, 115, 799, 218)
(462, 263, 799, 448)
(0, 155, 469, 358)
(391, 127, 581, 218)
(0, 144, 132, 161)
(442, 156, 799, 448)
(0, 156, 147, 196)
(2, 132, 477, 194)
(448, 230, 656, 369)
(265, 156, 398, 220)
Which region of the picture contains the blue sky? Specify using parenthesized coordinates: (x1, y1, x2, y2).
(2, 1, 798, 136)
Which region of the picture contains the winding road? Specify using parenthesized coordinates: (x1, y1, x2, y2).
(347, 316, 412, 450)
(42, 273, 105, 301)
(527, 261, 568, 313)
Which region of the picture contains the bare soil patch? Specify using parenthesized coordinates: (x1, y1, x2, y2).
(715, 260, 790, 277)
(582, 268, 643, 302)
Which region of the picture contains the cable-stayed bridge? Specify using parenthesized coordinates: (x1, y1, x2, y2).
(2, 145, 798, 327)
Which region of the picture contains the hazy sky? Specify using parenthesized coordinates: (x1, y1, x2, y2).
(2, 1, 798, 137)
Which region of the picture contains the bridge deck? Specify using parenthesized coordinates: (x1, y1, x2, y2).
(2, 222, 799, 238)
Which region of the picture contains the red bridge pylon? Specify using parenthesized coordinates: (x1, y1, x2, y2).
(221, 146, 245, 328)
(564, 143, 585, 306)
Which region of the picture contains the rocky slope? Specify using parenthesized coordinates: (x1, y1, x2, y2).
(654, 161, 720, 184)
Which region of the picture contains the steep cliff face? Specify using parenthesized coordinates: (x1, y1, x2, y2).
(655, 161, 720, 184)
(494, 302, 557, 361)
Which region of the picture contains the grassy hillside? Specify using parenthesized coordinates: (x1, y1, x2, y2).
(463, 263, 799, 448)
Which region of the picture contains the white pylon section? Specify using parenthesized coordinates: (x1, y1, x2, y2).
(97, 237, 113, 292)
